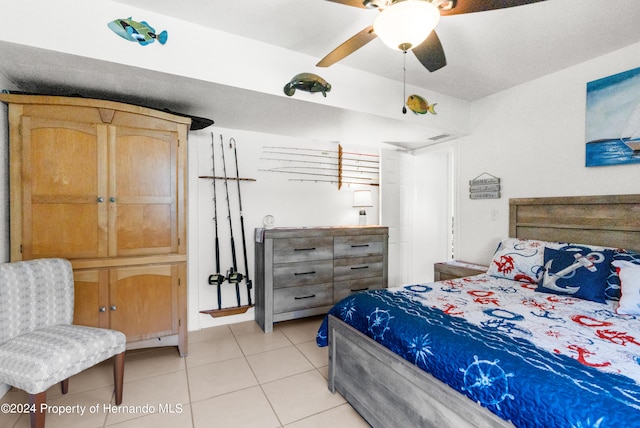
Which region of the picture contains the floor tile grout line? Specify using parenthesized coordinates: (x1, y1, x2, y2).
(181, 351, 197, 428)
(231, 324, 295, 427)
(226, 328, 285, 427)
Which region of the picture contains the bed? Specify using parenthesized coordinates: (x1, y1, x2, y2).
(317, 194, 640, 428)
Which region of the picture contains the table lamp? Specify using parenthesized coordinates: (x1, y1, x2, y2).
(353, 190, 373, 225)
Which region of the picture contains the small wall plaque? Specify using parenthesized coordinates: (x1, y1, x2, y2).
(469, 173, 501, 199)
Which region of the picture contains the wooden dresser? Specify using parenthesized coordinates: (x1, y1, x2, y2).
(1, 94, 189, 356)
(255, 226, 388, 333)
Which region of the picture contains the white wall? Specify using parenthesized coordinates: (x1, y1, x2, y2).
(457, 41, 640, 265)
(187, 127, 380, 329)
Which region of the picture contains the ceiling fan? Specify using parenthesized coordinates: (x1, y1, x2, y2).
(317, 0, 546, 72)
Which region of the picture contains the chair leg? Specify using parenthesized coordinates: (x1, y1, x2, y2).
(60, 378, 69, 394)
(113, 351, 125, 405)
(28, 391, 46, 428)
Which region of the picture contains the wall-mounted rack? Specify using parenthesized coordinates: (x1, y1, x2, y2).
(260, 143, 379, 189)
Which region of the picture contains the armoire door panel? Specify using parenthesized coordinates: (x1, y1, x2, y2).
(109, 265, 177, 342)
(30, 127, 99, 196)
(21, 117, 108, 259)
(114, 134, 173, 197)
(109, 127, 178, 256)
(115, 204, 173, 254)
(73, 269, 109, 329)
(30, 204, 102, 258)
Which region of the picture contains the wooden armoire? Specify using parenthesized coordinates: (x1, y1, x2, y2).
(0, 94, 189, 356)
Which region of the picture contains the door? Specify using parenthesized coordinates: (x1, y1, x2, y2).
(380, 149, 413, 287)
(73, 269, 109, 328)
(109, 125, 179, 257)
(109, 264, 179, 342)
(412, 146, 455, 282)
(19, 117, 108, 259)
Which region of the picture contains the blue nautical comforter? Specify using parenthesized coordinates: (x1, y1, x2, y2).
(316, 274, 640, 428)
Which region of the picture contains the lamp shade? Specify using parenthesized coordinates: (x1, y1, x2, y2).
(353, 190, 373, 208)
(373, 0, 440, 51)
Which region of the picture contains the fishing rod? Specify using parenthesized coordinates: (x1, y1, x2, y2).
(263, 145, 380, 158)
(220, 134, 243, 307)
(231, 137, 252, 306)
(207, 133, 225, 310)
(258, 168, 375, 181)
(262, 150, 380, 164)
(260, 157, 379, 170)
(289, 178, 380, 186)
(269, 166, 379, 175)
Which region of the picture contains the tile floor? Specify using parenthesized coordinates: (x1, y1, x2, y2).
(0, 316, 369, 428)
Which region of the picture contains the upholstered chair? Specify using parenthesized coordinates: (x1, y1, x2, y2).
(0, 258, 126, 428)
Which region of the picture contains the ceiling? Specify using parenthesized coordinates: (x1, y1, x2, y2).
(1, 1, 640, 149)
(111, 0, 640, 101)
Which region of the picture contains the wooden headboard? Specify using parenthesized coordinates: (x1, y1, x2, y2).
(509, 194, 640, 252)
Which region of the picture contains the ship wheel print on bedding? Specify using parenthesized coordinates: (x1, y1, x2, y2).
(367, 308, 393, 340)
(460, 356, 514, 410)
(339, 298, 358, 321)
(407, 334, 434, 366)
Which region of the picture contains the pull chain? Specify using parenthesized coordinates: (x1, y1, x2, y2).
(402, 50, 407, 114)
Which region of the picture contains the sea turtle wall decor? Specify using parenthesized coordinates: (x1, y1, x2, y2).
(284, 73, 331, 97)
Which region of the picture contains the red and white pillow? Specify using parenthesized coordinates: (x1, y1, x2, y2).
(612, 260, 640, 315)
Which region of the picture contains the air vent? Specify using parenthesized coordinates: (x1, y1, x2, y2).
(429, 133, 451, 141)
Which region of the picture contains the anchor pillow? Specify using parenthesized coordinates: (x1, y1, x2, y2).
(536, 247, 614, 304)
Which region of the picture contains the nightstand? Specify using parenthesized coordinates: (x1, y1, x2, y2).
(433, 260, 489, 281)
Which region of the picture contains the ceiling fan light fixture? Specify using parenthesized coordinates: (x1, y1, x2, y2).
(373, 0, 440, 51)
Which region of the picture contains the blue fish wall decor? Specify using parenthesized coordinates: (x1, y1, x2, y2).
(108, 17, 168, 46)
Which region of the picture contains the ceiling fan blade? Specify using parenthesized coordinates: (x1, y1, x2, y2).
(325, 0, 368, 8)
(316, 25, 377, 67)
(440, 0, 546, 16)
(412, 30, 446, 72)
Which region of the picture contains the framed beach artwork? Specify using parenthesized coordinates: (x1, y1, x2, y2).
(585, 66, 640, 167)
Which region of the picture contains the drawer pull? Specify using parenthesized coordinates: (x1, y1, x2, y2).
(350, 266, 370, 270)
(351, 244, 370, 248)
(351, 287, 370, 292)
(294, 294, 316, 300)
(294, 247, 316, 251)
(294, 271, 316, 276)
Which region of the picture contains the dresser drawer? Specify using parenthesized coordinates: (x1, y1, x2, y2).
(334, 235, 384, 258)
(334, 276, 384, 302)
(273, 260, 334, 288)
(273, 283, 333, 314)
(273, 237, 333, 263)
(334, 255, 384, 282)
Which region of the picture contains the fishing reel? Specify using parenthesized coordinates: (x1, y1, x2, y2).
(227, 268, 244, 284)
(208, 273, 226, 286)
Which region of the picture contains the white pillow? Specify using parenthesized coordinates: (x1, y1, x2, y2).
(612, 260, 640, 315)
